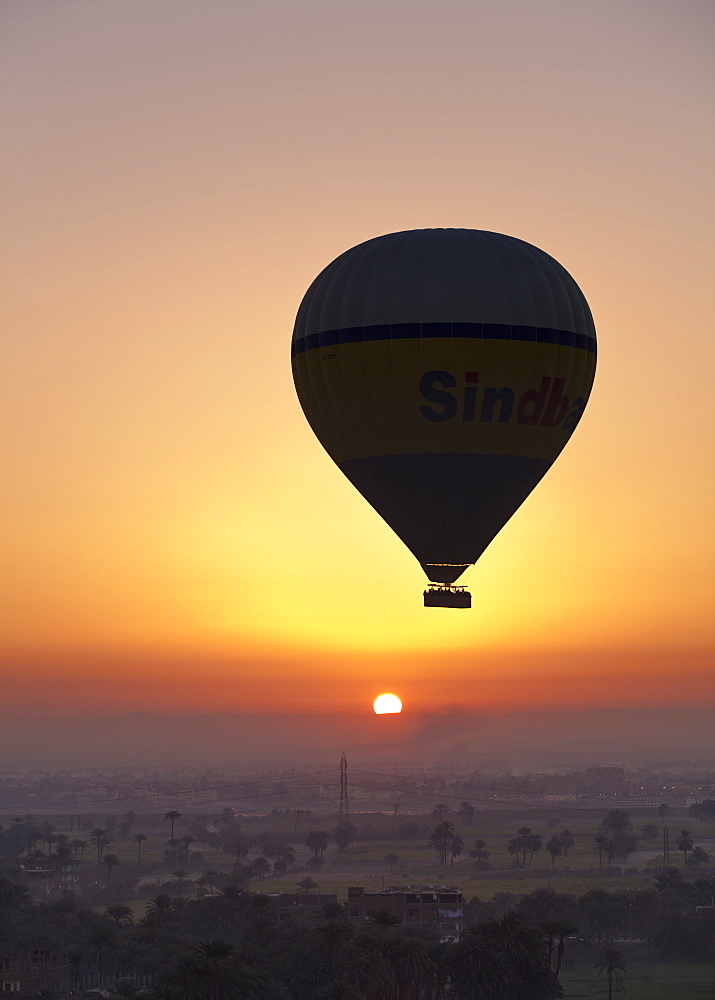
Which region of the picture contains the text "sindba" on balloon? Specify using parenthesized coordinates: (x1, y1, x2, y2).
(418, 371, 587, 431)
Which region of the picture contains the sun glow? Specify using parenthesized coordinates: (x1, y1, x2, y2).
(373, 693, 403, 714)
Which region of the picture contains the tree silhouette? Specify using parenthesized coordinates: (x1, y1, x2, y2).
(90, 828, 111, 863)
(594, 947, 627, 1000)
(558, 829, 575, 856)
(163, 810, 182, 853)
(297, 876, 318, 900)
(251, 856, 271, 880)
(526, 832, 543, 868)
(592, 834, 609, 869)
(305, 830, 331, 859)
(450, 833, 464, 868)
(145, 894, 174, 927)
(546, 836, 562, 869)
(677, 828, 694, 866)
(428, 821, 456, 865)
(85, 925, 117, 980)
(690, 846, 710, 869)
(274, 842, 296, 865)
(457, 801, 475, 825)
(102, 853, 120, 885)
(105, 903, 133, 926)
(431, 803, 450, 821)
(71, 838, 87, 862)
(178, 834, 196, 861)
(469, 839, 490, 865)
(133, 832, 147, 864)
(184, 938, 260, 1000)
(196, 869, 220, 895)
(171, 869, 190, 896)
(383, 853, 399, 873)
(540, 917, 579, 978)
(369, 908, 402, 929)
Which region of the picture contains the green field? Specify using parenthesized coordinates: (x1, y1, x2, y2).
(10, 805, 714, 995)
(17, 805, 713, 916)
(561, 957, 715, 999)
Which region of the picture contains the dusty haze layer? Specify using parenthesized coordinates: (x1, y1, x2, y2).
(1, 708, 712, 770)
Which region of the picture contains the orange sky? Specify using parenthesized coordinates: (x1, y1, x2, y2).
(1, 0, 714, 721)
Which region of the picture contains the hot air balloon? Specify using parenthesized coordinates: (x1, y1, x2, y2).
(291, 229, 596, 608)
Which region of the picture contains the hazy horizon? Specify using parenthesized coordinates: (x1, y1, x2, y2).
(2, 706, 713, 771)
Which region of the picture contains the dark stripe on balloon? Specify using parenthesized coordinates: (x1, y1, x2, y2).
(291, 323, 597, 358)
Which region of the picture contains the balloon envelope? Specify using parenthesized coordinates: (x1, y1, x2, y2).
(292, 229, 596, 586)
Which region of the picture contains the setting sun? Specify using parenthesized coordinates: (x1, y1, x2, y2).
(374, 693, 403, 715)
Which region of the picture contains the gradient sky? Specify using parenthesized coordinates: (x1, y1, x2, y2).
(1, 0, 713, 720)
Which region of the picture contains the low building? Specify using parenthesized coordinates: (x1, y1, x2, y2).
(347, 886, 463, 941)
(271, 892, 339, 926)
(1, 950, 68, 994)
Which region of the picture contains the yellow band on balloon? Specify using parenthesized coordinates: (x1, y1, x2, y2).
(293, 338, 595, 464)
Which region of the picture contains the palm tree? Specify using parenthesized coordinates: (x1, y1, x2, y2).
(525, 831, 543, 868)
(457, 801, 475, 825)
(690, 846, 710, 869)
(297, 876, 318, 901)
(163, 810, 182, 848)
(179, 833, 196, 861)
(133, 832, 146, 863)
(594, 947, 627, 1000)
(232, 833, 252, 863)
(431, 803, 450, 821)
(105, 903, 133, 926)
(199, 868, 220, 894)
(513, 826, 533, 868)
(274, 842, 296, 865)
(102, 853, 120, 885)
(546, 835, 562, 869)
(185, 939, 254, 1000)
(171, 869, 190, 896)
(383, 852, 399, 872)
(428, 821, 456, 865)
(145, 894, 174, 926)
(392, 801, 401, 815)
(369, 908, 402, 929)
(592, 834, 609, 869)
(85, 926, 118, 981)
(469, 839, 490, 864)
(677, 828, 694, 866)
(305, 830, 331, 858)
(90, 827, 111, 863)
(450, 833, 463, 868)
(71, 838, 87, 862)
(293, 808, 306, 830)
(558, 829, 575, 856)
(251, 856, 271, 880)
(551, 919, 579, 977)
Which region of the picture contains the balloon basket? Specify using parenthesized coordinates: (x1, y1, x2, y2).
(423, 585, 471, 609)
